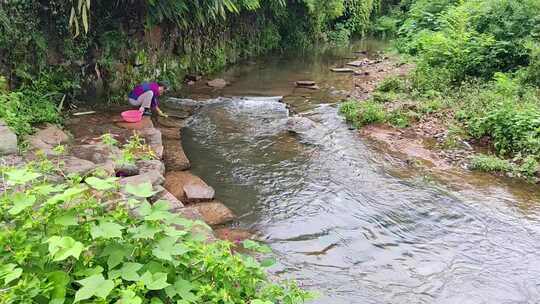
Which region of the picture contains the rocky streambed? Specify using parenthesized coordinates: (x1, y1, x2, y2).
(0, 104, 250, 244)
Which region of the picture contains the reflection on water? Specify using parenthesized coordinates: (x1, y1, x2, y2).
(179, 41, 540, 303)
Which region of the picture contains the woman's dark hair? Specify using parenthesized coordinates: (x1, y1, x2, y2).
(157, 80, 170, 89)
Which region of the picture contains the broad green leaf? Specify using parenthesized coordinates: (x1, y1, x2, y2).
(85, 176, 117, 191)
(74, 266, 103, 277)
(165, 216, 194, 229)
(150, 298, 163, 304)
(90, 221, 124, 239)
(139, 271, 170, 290)
(48, 271, 70, 304)
(0, 264, 22, 285)
(136, 201, 152, 216)
(34, 183, 67, 196)
(251, 300, 273, 304)
(5, 168, 41, 185)
(242, 256, 260, 269)
(8, 192, 36, 215)
(101, 244, 133, 269)
(47, 236, 85, 261)
(144, 200, 172, 221)
(74, 274, 114, 302)
(163, 226, 188, 238)
(116, 290, 142, 304)
(109, 262, 142, 281)
(165, 278, 196, 299)
(46, 186, 88, 205)
(152, 237, 189, 261)
(260, 258, 276, 268)
(128, 222, 162, 239)
(141, 261, 168, 274)
(54, 210, 78, 226)
(242, 240, 272, 253)
(125, 182, 156, 198)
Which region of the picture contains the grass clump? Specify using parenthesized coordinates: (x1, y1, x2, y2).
(470, 154, 514, 173)
(339, 99, 386, 127)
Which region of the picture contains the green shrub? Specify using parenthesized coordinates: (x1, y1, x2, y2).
(418, 99, 443, 114)
(357, 100, 386, 126)
(0, 90, 61, 136)
(327, 23, 351, 46)
(376, 76, 402, 93)
(0, 165, 312, 303)
(468, 100, 540, 156)
(516, 155, 539, 177)
(339, 99, 360, 123)
(387, 110, 410, 128)
(372, 91, 397, 103)
(470, 154, 514, 173)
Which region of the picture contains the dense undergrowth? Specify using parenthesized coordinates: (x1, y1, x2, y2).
(340, 0, 540, 178)
(0, 150, 312, 303)
(0, 0, 396, 137)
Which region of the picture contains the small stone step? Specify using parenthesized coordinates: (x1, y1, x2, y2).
(163, 140, 190, 171)
(186, 201, 235, 226)
(330, 67, 354, 73)
(164, 171, 214, 202)
(295, 80, 316, 87)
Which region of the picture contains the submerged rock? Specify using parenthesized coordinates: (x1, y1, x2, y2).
(0, 120, 17, 155)
(207, 78, 228, 88)
(214, 228, 254, 243)
(156, 116, 186, 128)
(187, 201, 236, 226)
(286, 116, 317, 134)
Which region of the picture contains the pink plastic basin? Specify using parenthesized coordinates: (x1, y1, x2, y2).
(121, 110, 143, 123)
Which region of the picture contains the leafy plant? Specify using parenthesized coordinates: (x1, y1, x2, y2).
(0, 165, 312, 303)
(470, 154, 514, 173)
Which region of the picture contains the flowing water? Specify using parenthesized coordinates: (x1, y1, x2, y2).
(176, 41, 540, 303)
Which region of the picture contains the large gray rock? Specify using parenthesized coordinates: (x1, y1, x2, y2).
(27, 124, 69, 156)
(70, 144, 121, 164)
(136, 159, 165, 176)
(286, 116, 316, 134)
(120, 170, 164, 187)
(0, 120, 17, 155)
(59, 156, 97, 176)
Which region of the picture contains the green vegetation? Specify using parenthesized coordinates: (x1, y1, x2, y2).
(338, 0, 540, 178)
(470, 154, 514, 173)
(0, 0, 397, 136)
(0, 162, 312, 303)
(339, 99, 386, 127)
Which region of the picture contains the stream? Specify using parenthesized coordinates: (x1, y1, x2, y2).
(175, 41, 540, 303)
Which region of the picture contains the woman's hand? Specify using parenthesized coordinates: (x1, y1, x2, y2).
(156, 108, 168, 117)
